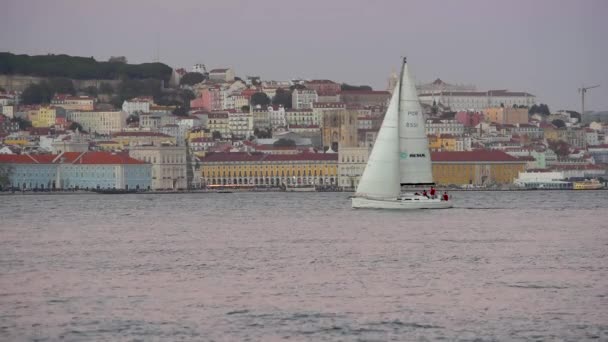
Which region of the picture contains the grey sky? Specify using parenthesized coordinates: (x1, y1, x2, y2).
(1, 0, 607, 111)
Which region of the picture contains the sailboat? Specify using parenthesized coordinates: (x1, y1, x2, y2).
(352, 58, 453, 209)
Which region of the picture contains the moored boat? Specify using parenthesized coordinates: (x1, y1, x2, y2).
(573, 179, 604, 190)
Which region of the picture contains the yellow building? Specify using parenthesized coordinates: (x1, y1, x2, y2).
(51, 95, 95, 111)
(484, 107, 528, 125)
(428, 134, 457, 151)
(208, 112, 230, 137)
(3, 137, 29, 146)
(31, 107, 57, 128)
(111, 132, 176, 147)
(322, 108, 358, 151)
(543, 126, 560, 141)
(95, 140, 123, 151)
(431, 151, 526, 186)
(200, 152, 338, 186)
(187, 128, 212, 143)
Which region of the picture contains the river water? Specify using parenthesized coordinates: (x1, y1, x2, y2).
(1, 191, 607, 341)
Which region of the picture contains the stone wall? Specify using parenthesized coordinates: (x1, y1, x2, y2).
(0, 74, 121, 92)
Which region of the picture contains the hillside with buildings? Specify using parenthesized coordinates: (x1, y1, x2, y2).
(0, 56, 607, 192)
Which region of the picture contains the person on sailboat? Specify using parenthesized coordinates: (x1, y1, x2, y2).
(430, 186, 436, 199)
(422, 189, 429, 198)
(442, 192, 449, 201)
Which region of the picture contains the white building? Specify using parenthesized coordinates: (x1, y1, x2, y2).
(425, 119, 465, 136)
(291, 89, 318, 109)
(192, 63, 207, 74)
(228, 111, 253, 139)
(269, 106, 287, 128)
(285, 109, 315, 126)
(129, 145, 188, 190)
(122, 97, 153, 115)
(208, 68, 235, 82)
(67, 110, 126, 135)
(1, 105, 15, 118)
(418, 90, 536, 111)
(585, 128, 599, 146)
(252, 108, 271, 130)
(0, 94, 17, 106)
(338, 146, 370, 190)
(455, 136, 472, 152)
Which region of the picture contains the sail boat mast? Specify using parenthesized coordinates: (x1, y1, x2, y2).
(397, 57, 406, 114)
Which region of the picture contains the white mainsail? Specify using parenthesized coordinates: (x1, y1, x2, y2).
(354, 79, 401, 199)
(398, 61, 434, 185)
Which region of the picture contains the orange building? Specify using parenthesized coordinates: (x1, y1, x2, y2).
(431, 150, 526, 186)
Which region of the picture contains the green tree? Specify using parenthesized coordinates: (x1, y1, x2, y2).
(212, 130, 222, 140)
(529, 103, 550, 116)
(83, 86, 98, 97)
(99, 82, 114, 94)
(108, 56, 128, 63)
(241, 105, 250, 112)
(21, 82, 53, 104)
(0, 164, 13, 190)
(0, 52, 172, 82)
(13, 117, 32, 130)
(172, 106, 188, 116)
(251, 92, 271, 107)
(341, 83, 372, 91)
(48, 77, 75, 94)
(254, 128, 272, 139)
(126, 114, 139, 124)
(272, 88, 291, 108)
(548, 139, 570, 157)
(551, 119, 566, 128)
(273, 138, 296, 147)
(69, 122, 84, 132)
(289, 84, 306, 91)
(180, 72, 207, 86)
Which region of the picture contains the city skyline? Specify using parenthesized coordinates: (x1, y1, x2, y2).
(1, 0, 607, 111)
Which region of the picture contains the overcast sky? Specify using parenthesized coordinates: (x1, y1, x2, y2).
(1, 0, 607, 111)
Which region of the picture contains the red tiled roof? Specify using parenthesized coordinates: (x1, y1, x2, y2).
(312, 102, 346, 108)
(52, 94, 94, 101)
(201, 152, 338, 163)
(71, 152, 145, 165)
(0, 152, 145, 165)
(0, 154, 51, 164)
(431, 150, 523, 163)
(341, 90, 390, 95)
(208, 113, 229, 119)
(551, 164, 604, 170)
(289, 124, 320, 129)
(112, 132, 171, 137)
(306, 80, 338, 84)
(419, 90, 534, 97)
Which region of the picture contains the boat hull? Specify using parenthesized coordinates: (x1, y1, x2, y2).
(286, 187, 316, 192)
(352, 196, 453, 209)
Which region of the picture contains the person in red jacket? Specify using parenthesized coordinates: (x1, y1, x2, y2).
(442, 191, 449, 201)
(430, 186, 436, 198)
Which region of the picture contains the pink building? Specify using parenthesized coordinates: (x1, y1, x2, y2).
(190, 87, 222, 111)
(455, 111, 484, 127)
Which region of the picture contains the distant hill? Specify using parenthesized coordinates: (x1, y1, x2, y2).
(0, 52, 172, 82)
